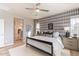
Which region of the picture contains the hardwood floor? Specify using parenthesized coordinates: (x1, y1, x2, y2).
(0, 47, 9, 56)
(0, 40, 79, 56)
(70, 50, 79, 56)
(0, 40, 24, 56)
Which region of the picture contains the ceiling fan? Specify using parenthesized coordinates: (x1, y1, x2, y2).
(25, 3, 49, 13)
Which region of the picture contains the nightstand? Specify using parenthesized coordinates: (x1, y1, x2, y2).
(63, 37, 78, 50)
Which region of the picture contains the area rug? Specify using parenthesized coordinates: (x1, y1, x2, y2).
(9, 44, 49, 56)
(9, 44, 71, 56)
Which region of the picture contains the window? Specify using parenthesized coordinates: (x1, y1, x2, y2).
(70, 16, 79, 37)
(36, 22, 40, 35)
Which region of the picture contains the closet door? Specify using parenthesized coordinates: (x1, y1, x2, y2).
(0, 19, 4, 47)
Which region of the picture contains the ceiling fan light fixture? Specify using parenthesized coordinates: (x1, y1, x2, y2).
(36, 9, 40, 12)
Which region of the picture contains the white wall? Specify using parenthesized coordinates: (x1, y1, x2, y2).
(0, 19, 4, 47)
(0, 9, 34, 46)
(4, 15, 14, 46)
(23, 18, 34, 42)
(0, 10, 14, 46)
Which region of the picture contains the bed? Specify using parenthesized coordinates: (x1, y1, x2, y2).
(26, 32, 64, 56)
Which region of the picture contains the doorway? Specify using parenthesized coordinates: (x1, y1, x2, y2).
(14, 17, 24, 43)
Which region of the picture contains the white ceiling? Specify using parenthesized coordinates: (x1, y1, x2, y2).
(0, 3, 79, 19)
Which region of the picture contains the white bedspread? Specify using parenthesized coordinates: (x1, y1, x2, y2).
(31, 36, 64, 56)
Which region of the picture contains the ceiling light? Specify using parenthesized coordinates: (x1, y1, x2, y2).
(36, 9, 40, 12)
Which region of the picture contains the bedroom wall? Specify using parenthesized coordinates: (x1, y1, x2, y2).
(0, 9, 14, 46)
(4, 15, 14, 46)
(36, 8, 79, 35)
(23, 18, 34, 42)
(0, 9, 34, 46)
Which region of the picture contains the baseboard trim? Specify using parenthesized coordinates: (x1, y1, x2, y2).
(5, 43, 14, 46)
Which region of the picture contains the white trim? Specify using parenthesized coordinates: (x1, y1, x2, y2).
(5, 43, 14, 47)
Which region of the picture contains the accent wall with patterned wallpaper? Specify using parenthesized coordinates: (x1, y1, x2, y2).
(35, 8, 79, 35)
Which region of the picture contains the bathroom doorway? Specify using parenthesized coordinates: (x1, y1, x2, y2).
(14, 17, 24, 42)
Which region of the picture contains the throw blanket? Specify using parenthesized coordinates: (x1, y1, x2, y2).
(52, 37, 64, 56)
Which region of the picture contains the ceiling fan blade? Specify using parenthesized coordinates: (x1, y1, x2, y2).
(35, 3, 40, 9)
(40, 9, 49, 12)
(36, 3, 40, 6)
(25, 8, 35, 10)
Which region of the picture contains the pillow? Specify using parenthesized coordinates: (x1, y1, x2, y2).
(53, 32, 64, 47)
(53, 32, 60, 38)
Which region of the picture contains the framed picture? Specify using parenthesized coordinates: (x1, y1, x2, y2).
(48, 23, 53, 30)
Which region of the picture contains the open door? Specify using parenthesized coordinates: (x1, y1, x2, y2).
(14, 17, 24, 42)
(0, 19, 4, 47)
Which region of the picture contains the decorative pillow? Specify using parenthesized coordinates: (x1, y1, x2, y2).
(53, 32, 60, 38)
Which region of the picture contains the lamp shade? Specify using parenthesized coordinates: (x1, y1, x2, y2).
(64, 27, 70, 31)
